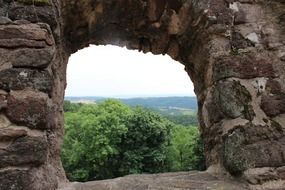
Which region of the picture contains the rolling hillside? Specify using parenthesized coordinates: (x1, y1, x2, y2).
(65, 96, 197, 110)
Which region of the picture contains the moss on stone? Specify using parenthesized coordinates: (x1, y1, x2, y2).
(215, 80, 252, 119)
(242, 105, 255, 121)
(223, 128, 253, 175)
(17, 0, 51, 6)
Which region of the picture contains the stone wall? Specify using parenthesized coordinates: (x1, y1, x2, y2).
(0, 0, 284, 189)
(0, 0, 68, 189)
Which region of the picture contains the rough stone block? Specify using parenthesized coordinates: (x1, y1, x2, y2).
(8, 4, 57, 29)
(0, 136, 48, 168)
(261, 94, 285, 117)
(7, 47, 55, 68)
(203, 93, 224, 126)
(0, 128, 27, 141)
(0, 167, 58, 190)
(6, 90, 52, 129)
(0, 94, 7, 110)
(0, 16, 12, 25)
(147, 0, 166, 21)
(265, 79, 282, 94)
(231, 31, 254, 50)
(277, 166, 285, 180)
(0, 169, 32, 190)
(243, 167, 279, 185)
(0, 114, 11, 128)
(0, 68, 53, 94)
(213, 53, 275, 81)
(234, 3, 263, 24)
(0, 23, 54, 46)
(0, 38, 49, 48)
(214, 80, 252, 119)
(224, 126, 285, 175)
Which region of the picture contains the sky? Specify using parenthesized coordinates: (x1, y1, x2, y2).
(65, 45, 195, 98)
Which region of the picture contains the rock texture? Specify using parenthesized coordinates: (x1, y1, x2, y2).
(0, 0, 285, 189)
(60, 171, 250, 190)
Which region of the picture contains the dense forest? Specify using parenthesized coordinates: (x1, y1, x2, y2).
(65, 96, 199, 126)
(62, 99, 205, 182)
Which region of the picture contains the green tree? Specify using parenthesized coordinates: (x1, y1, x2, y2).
(118, 107, 173, 175)
(164, 114, 198, 126)
(62, 99, 131, 181)
(63, 100, 82, 112)
(61, 100, 205, 182)
(166, 126, 205, 171)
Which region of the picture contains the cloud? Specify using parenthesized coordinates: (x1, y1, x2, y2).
(65, 45, 194, 97)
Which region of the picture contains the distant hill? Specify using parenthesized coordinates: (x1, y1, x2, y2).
(118, 97, 197, 110)
(65, 96, 197, 110)
(65, 96, 198, 125)
(65, 96, 105, 102)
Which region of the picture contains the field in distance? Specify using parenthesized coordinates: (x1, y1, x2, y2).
(65, 96, 198, 126)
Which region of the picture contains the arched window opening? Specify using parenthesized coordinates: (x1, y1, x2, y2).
(63, 45, 205, 182)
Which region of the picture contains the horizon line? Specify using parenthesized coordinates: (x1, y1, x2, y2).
(65, 94, 196, 99)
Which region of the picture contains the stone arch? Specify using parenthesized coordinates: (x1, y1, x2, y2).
(0, 0, 285, 189)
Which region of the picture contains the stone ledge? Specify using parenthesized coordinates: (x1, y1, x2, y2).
(59, 171, 249, 190)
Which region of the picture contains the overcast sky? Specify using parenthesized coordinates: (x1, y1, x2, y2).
(65, 45, 194, 98)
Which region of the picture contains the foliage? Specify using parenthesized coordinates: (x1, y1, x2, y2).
(65, 96, 198, 110)
(118, 107, 172, 175)
(64, 100, 82, 112)
(164, 114, 198, 126)
(62, 100, 131, 181)
(62, 100, 205, 182)
(166, 126, 206, 171)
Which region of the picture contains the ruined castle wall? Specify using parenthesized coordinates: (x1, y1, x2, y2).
(0, 0, 284, 189)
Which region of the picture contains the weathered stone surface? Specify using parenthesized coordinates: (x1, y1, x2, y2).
(0, 169, 32, 190)
(146, 0, 166, 22)
(265, 79, 282, 95)
(0, 114, 10, 128)
(231, 31, 255, 50)
(0, 68, 53, 94)
(0, 94, 7, 110)
(249, 180, 285, 190)
(277, 166, 285, 180)
(0, 16, 12, 24)
(213, 53, 275, 81)
(0, 0, 284, 189)
(7, 47, 55, 68)
(8, 3, 57, 29)
(201, 122, 224, 166)
(60, 172, 249, 190)
(13, 19, 31, 25)
(0, 128, 27, 141)
(6, 90, 52, 129)
(0, 38, 50, 48)
(0, 167, 58, 190)
(0, 23, 54, 46)
(0, 136, 48, 168)
(214, 80, 252, 119)
(243, 168, 279, 185)
(261, 94, 285, 117)
(224, 124, 285, 175)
